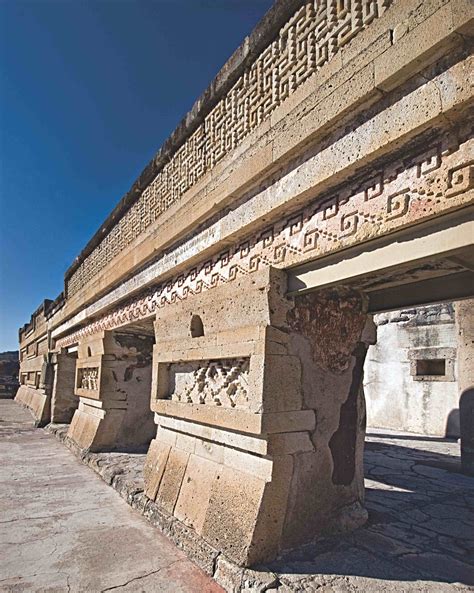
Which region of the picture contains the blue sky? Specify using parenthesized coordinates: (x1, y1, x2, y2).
(0, 0, 273, 351)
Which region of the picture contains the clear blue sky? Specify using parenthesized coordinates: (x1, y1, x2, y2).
(0, 0, 273, 351)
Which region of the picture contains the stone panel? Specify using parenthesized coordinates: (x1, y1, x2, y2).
(142, 267, 373, 566)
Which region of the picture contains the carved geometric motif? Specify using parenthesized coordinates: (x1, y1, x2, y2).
(56, 125, 474, 349)
(77, 367, 99, 391)
(67, 0, 394, 297)
(165, 358, 250, 409)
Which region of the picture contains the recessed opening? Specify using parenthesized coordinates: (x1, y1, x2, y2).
(416, 358, 446, 377)
(87, 346, 92, 357)
(190, 314, 204, 338)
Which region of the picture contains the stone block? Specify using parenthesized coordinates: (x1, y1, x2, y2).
(451, 0, 474, 35)
(267, 432, 314, 455)
(194, 437, 225, 464)
(174, 454, 219, 534)
(175, 431, 196, 454)
(438, 54, 474, 119)
(157, 414, 268, 456)
(67, 408, 101, 451)
(201, 465, 266, 566)
(156, 425, 177, 446)
(262, 354, 302, 413)
(272, 62, 379, 163)
(214, 555, 244, 593)
(374, 3, 463, 92)
(143, 438, 171, 501)
(170, 520, 219, 575)
(223, 447, 273, 482)
(156, 447, 190, 514)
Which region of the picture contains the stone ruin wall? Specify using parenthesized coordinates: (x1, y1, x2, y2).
(364, 303, 461, 438)
(54, 118, 474, 348)
(65, 0, 397, 300)
(15, 0, 474, 570)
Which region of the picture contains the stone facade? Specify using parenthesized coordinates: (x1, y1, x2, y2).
(0, 351, 19, 399)
(68, 327, 155, 452)
(364, 303, 461, 437)
(143, 268, 374, 565)
(17, 0, 474, 569)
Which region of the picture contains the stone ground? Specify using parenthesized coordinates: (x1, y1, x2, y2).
(0, 400, 223, 593)
(265, 429, 474, 592)
(1, 400, 474, 593)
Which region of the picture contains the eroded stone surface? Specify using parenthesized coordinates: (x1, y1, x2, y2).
(13, 0, 474, 576)
(265, 428, 474, 592)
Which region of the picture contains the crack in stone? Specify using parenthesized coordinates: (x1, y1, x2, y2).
(100, 559, 183, 592)
(0, 506, 108, 525)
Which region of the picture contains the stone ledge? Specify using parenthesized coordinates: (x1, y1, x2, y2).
(44, 423, 283, 592)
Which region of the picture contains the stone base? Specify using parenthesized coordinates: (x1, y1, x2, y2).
(67, 404, 132, 453)
(144, 428, 367, 567)
(15, 386, 50, 427)
(51, 352, 78, 424)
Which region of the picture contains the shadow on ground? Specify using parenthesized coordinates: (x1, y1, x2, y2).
(262, 431, 474, 591)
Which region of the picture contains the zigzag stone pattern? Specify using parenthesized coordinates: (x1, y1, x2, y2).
(66, 0, 393, 298)
(56, 123, 474, 349)
(166, 358, 250, 409)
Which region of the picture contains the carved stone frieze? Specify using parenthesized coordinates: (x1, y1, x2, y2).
(164, 358, 250, 409)
(56, 125, 474, 349)
(77, 367, 99, 391)
(67, 0, 394, 297)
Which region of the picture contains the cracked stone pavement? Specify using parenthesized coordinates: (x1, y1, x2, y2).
(0, 400, 223, 593)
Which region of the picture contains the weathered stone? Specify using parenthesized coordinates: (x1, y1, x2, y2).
(67, 328, 155, 452)
(456, 299, 474, 475)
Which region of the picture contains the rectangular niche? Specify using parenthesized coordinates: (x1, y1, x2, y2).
(416, 359, 446, 377)
(157, 357, 250, 410)
(76, 367, 100, 391)
(409, 348, 455, 382)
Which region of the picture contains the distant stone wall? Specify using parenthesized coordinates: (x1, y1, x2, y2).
(0, 351, 19, 399)
(364, 303, 460, 437)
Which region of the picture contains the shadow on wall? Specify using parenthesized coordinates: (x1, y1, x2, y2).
(446, 408, 460, 438)
(460, 388, 474, 476)
(263, 438, 474, 587)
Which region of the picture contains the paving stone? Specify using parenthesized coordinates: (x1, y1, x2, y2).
(0, 401, 223, 593)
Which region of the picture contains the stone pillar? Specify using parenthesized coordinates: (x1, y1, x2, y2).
(144, 267, 374, 566)
(15, 355, 54, 427)
(67, 329, 155, 452)
(456, 299, 474, 476)
(50, 350, 78, 424)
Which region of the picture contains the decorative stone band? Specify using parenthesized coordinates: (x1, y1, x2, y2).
(161, 358, 250, 410)
(66, 0, 394, 297)
(56, 124, 474, 349)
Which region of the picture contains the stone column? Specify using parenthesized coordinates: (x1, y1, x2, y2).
(143, 267, 374, 566)
(15, 354, 54, 427)
(67, 329, 155, 452)
(50, 350, 78, 424)
(456, 299, 474, 476)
